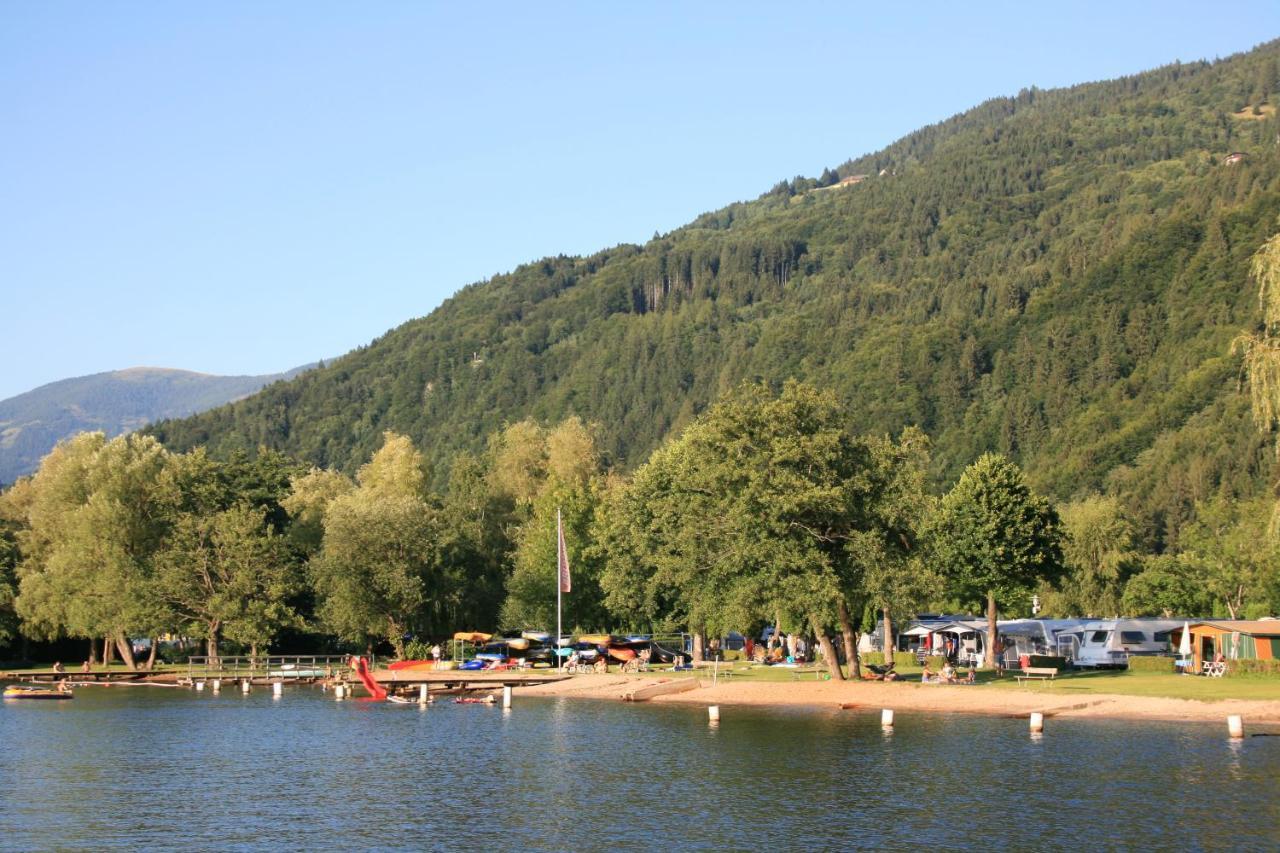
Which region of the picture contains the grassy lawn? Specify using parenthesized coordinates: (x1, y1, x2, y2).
(984, 669, 1280, 702)
(622, 662, 1280, 701)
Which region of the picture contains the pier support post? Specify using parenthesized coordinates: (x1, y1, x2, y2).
(419, 684, 429, 705)
(502, 686, 512, 709)
(211, 679, 221, 693)
(708, 705, 720, 724)
(195, 681, 205, 692)
(1228, 715, 1244, 739)
(881, 709, 894, 728)
(273, 681, 283, 697)
(1029, 712, 1044, 734)
(241, 679, 251, 694)
(334, 682, 345, 700)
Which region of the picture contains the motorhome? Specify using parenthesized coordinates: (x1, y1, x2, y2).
(994, 619, 1090, 665)
(1068, 619, 1182, 668)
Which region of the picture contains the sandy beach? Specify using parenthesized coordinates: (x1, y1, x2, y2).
(518, 673, 1280, 724)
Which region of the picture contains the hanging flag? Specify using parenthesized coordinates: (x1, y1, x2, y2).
(557, 512, 572, 594)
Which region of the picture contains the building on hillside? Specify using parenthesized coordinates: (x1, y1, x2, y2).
(838, 174, 869, 186)
(1178, 620, 1280, 669)
(1223, 152, 1247, 165)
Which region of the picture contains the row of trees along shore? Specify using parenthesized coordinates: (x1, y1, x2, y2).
(1, 374, 1277, 673)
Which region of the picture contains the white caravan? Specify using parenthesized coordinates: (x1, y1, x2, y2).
(1069, 619, 1181, 668)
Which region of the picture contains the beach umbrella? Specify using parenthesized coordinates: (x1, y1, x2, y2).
(1178, 621, 1192, 658)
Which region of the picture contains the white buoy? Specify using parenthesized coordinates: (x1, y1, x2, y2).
(335, 682, 346, 700)
(502, 685, 512, 709)
(418, 684, 429, 705)
(273, 681, 283, 697)
(708, 705, 720, 724)
(1228, 715, 1244, 739)
(241, 679, 251, 694)
(1030, 712, 1044, 734)
(195, 681, 205, 692)
(881, 709, 894, 728)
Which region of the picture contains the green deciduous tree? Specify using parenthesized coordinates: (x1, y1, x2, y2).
(15, 433, 178, 669)
(154, 503, 300, 659)
(1121, 554, 1213, 617)
(1179, 495, 1279, 619)
(308, 433, 444, 657)
(598, 381, 891, 678)
(930, 453, 1064, 666)
(1052, 494, 1138, 617)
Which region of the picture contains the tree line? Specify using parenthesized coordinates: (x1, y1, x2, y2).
(2, 379, 1276, 671)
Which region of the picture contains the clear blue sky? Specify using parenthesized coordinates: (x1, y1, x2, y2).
(2, 3, 1275, 400)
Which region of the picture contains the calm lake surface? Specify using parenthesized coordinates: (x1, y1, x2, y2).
(1, 685, 1277, 851)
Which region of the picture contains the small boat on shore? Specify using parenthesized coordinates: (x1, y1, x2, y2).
(4, 685, 73, 701)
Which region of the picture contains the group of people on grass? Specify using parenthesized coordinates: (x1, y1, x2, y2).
(921, 660, 976, 684)
(742, 631, 809, 665)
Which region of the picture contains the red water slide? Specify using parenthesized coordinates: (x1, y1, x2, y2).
(351, 656, 387, 700)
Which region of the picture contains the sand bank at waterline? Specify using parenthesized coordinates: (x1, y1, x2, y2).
(517, 674, 1280, 724)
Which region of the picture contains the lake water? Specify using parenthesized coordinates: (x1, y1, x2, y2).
(1, 685, 1277, 851)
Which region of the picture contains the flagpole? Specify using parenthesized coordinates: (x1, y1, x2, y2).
(556, 507, 563, 672)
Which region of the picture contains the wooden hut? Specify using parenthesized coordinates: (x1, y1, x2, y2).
(1178, 620, 1280, 670)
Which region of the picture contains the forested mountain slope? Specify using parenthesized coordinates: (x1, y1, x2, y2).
(151, 41, 1280, 552)
(0, 366, 310, 485)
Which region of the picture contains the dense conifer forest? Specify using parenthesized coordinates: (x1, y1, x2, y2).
(150, 43, 1280, 555)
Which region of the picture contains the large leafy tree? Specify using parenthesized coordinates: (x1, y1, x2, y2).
(153, 503, 300, 659)
(598, 381, 889, 678)
(1178, 495, 1279, 619)
(1121, 554, 1213, 618)
(1234, 228, 1280, 451)
(0, 479, 29, 648)
(499, 417, 607, 632)
(855, 429, 940, 673)
(15, 433, 178, 669)
(308, 432, 445, 657)
(930, 453, 1064, 667)
(1051, 494, 1138, 617)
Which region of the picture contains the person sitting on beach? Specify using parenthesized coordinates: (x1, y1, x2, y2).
(966, 666, 976, 684)
(941, 663, 957, 683)
(52, 661, 65, 674)
(81, 660, 91, 673)
(921, 668, 933, 684)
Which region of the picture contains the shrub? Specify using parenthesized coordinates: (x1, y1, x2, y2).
(402, 639, 432, 661)
(1226, 658, 1280, 676)
(861, 651, 920, 669)
(1126, 656, 1175, 673)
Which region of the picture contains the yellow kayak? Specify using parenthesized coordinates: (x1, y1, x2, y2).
(4, 685, 73, 700)
(452, 632, 493, 643)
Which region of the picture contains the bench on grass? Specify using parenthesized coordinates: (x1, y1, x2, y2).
(1016, 666, 1059, 684)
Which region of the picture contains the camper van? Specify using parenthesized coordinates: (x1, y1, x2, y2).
(995, 619, 1089, 665)
(1069, 619, 1181, 668)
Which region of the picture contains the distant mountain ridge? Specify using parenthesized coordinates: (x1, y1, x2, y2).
(0, 365, 314, 484)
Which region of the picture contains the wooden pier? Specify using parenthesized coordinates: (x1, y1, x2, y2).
(3, 656, 572, 694)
